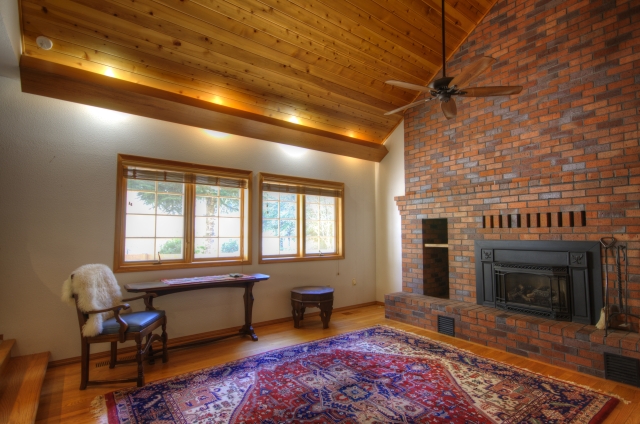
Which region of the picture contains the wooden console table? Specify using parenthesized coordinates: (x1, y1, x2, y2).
(125, 273, 269, 349)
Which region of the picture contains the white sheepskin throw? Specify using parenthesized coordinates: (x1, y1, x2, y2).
(62, 264, 123, 337)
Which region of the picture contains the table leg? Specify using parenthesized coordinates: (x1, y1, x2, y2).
(240, 282, 258, 341)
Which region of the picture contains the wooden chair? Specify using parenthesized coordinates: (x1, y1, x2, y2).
(73, 293, 168, 389)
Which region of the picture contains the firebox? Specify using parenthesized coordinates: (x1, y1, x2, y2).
(494, 263, 571, 321)
(475, 241, 603, 325)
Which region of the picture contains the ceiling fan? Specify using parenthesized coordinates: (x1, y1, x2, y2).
(384, 0, 522, 118)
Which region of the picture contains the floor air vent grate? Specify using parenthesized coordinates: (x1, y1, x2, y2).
(604, 352, 640, 387)
(437, 316, 455, 337)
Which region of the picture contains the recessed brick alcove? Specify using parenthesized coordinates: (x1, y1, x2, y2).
(385, 0, 640, 379)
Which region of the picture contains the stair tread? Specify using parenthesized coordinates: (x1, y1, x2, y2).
(0, 352, 50, 424)
(0, 339, 16, 377)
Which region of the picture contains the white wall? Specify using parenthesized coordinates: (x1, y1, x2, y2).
(0, 0, 20, 79)
(374, 123, 405, 302)
(0, 76, 377, 361)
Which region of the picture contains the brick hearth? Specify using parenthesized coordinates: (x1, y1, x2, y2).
(385, 293, 640, 378)
(386, 0, 640, 379)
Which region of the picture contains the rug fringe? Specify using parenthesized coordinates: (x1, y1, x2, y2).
(544, 375, 631, 404)
(91, 395, 109, 424)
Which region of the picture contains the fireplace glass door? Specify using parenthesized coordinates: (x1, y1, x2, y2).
(494, 264, 571, 321)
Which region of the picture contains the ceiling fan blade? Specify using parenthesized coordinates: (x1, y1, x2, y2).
(384, 97, 435, 115)
(450, 57, 497, 89)
(385, 80, 432, 92)
(441, 99, 457, 119)
(458, 86, 523, 97)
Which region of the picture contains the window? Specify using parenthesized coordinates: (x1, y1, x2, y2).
(259, 173, 344, 263)
(114, 155, 251, 272)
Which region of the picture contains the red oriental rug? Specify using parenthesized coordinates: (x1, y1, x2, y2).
(96, 326, 619, 423)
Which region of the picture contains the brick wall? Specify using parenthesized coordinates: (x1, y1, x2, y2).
(397, 0, 639, 315)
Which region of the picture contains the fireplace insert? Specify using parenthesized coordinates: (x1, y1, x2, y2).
(475, 241, 602, 325)
(494, 263, 571, 321)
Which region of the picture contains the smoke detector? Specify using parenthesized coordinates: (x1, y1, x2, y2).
(36, 36, 53, 50)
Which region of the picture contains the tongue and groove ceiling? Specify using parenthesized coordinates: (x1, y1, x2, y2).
(18, 0, 496, 161)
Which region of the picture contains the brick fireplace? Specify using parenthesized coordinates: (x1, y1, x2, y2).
(385, 0, 640, 379)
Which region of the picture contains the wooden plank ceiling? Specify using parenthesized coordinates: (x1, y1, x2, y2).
(19, 0, 495, 161)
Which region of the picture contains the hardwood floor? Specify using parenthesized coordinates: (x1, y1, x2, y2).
(36, 305, 640, 423)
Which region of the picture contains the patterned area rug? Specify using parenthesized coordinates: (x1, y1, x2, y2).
(98, 326, 619, 423)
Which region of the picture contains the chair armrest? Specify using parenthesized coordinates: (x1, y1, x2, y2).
(85, 304, 130, 341)
(85, 304, 131, 314)
(122, 293, 157, 311)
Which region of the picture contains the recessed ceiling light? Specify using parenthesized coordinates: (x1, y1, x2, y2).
(36, 36, 53, 50)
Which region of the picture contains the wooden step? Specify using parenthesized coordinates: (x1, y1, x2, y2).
(0, 352, 50, 424)
(0, 339, 16, 378)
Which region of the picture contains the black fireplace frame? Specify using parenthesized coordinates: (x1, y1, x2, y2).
(475, 240, 602, 325)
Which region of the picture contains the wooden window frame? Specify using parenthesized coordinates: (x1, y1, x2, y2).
(258, 173, 344, 264)
(114, 154, 252, 272)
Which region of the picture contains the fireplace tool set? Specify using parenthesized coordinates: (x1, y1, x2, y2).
(598, 237, 637, 336)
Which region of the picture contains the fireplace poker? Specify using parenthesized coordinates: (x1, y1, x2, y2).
(598, 236, 616, 336)
(615, 245, 627, 328)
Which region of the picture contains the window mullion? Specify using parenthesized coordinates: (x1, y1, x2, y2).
(300, 195, 305, 258)
(184, 182, 195, 264)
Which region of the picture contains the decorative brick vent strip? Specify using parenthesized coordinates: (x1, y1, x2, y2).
(483, 211, 586, 229)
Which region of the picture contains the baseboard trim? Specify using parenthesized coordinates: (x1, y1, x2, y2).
(48, 301, 382, 368)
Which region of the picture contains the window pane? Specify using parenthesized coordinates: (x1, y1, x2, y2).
(320, 205, 335, 220)
(263, 191, 279, 201)
(320, 197, 335, 205)
(195, 217, 218, 237)
(158, 182, 183, 194)
(156, 216, 184, 237)
(280, 220, 296, 237)
(220, 198, 240, 217)
(192, 184, 243, 259)
(195, 196, 218, 216)
(124, 238, 155, 262)
(262, 237, 279, 255)
(261, 191, 298, 256)
(319, 237, 334, 252)
(220, 188, 240, 198)
(127, 191, 155, 214)
(306, 237, 318, 253)
(195, 238, 218, 258)
(280, 202, 296, 219)
(306, 203, 319, 220)
(305, 195, 336, 254)
(219, 217, 241, 237)
(124, 179, 185, 262)
(126, 215, 155, 238)
(220, 238, 240, 257)
(157, 238, 183, 260)
(263, 219, 279, 237)
(263, 201, 279, 219)
(306, 221, 318, 237)
(157, 194, 183, 215)
(196, 185, 219, 196)
(280, 237, 297, 254)
(127, 180, 155, 191)
(320, 221, 334, 237)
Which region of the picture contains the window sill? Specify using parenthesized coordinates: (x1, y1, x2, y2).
(114, 258, 251, 273)
(258, 254, 344, 264)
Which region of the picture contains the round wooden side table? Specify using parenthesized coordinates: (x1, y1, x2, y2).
(290, 286, 334, 329)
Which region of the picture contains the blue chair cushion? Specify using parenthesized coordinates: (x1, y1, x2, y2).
(101, 310, 165, 335)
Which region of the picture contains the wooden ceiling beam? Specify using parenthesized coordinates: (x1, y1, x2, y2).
(19, 56, 388, 162)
